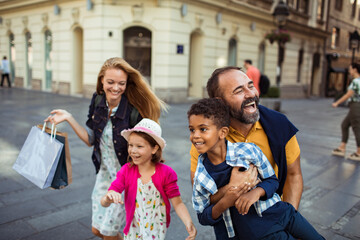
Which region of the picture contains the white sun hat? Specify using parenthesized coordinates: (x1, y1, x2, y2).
(121, 118, 166, 149)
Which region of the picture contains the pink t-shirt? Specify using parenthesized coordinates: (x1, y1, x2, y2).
(246, 65, 261, 94)
(108, 162, 181, 235)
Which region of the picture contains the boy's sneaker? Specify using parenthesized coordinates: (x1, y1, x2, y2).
(348, 152, 360, 161)
(332, 148, 345, 157)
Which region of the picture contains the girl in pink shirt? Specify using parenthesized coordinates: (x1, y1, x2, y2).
(101, 118, 197, 240)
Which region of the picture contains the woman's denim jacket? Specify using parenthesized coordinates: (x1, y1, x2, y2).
(86, 93, 141, 174)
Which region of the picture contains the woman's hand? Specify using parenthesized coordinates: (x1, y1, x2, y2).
(332, 102, 338, 108)
(44, 109, 72, 125)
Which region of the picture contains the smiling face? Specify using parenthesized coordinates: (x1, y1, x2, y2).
(188, 115, 227, 155)
(218, 69, 260, 124)
(101, 68, 128, 105)
(128, 133, 159, 167)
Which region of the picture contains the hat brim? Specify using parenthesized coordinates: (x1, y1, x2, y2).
(121, 128, 166, 150)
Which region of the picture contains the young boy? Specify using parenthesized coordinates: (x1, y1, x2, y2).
(188, 98, 324, 240)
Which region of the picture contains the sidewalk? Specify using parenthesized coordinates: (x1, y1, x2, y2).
(0, 88, 359, 240)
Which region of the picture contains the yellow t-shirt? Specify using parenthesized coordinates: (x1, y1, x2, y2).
(190, 121, 300, 178)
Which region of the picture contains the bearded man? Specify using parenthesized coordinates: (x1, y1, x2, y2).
(190, 66, 303, 213)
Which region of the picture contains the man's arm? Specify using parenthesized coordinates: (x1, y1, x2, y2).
(282, 155, 303, 210)
(191, 165, 257, 204)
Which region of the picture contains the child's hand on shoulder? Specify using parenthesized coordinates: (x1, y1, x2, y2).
(185, 221, 197, 240)
(101, 190, 123, 207)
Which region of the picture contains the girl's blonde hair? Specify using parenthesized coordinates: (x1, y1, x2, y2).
(127, 132, 165, 166)
(96, 57, 167, 122)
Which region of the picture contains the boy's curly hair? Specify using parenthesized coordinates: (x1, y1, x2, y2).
(187, 98, 230, 129)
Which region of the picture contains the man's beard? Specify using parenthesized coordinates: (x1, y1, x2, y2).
(228, 96, 260, 124)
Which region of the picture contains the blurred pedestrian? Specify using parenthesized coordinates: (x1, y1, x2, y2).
(101, 119, 197, 240)
(244, 59, 260, 94)
(1, 56, 11, 88)
(332, 62, 360, 161)
(45, 57, 167, 240)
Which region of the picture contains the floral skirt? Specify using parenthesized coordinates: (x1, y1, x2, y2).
(91, 165, 126, 236)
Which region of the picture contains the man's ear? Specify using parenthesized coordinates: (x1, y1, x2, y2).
(219, 126, 229, 139)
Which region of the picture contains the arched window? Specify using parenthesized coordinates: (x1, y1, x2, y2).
(44, 30, 52, 89)
(258, 42, 266, 73)
(72, 26, 83, 94)
(228, 38, 237, 66)
(297, 49, 304, 83)
(123, 27, 152, 84)
(25, 31, 32, 87)
(9, 33, 15, 82)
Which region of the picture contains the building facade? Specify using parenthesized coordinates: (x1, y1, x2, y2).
(324, 0, 360, 98)
(0, 0, 330, 102)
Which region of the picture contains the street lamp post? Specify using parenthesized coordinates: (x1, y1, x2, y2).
(349, 30, 360, 65)
(273, 0, 289, 86)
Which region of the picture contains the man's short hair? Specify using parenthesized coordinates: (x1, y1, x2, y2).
(207, 66, 241, 98)
(244, 59, 252, 65)
(187, 98, 230, 129)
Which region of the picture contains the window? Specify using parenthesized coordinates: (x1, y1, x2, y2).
(258, 43, 266, 73)
(228, 38, 237, 66)
(287, 0, 309, 14)
(44, 30, 52, 89)
(335, 0, 343, 11)
(123, 27, 152, 84)
(298, 0, 309, 14)
(9, 33, 15, 82)
(287, 0, 297, 9)
(317, 0, 325, 21)
(331, 27, 340, 49)
(351, 0, 357, 17)
(25, 31, 32, 86)
(297, 49, 304, 83)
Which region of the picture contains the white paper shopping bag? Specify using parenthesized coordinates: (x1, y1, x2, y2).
(13, 124, 64, 189)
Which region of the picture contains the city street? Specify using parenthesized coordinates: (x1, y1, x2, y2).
(0, 88, 359, 240)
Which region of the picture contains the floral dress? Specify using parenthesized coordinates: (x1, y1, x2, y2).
(91, 106, 126, 236)
(124, 178, 167, 240)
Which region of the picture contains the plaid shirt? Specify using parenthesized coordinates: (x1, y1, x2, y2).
(192, 141, 281, 238)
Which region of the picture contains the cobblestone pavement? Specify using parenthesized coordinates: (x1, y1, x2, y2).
(0, 88, 359, 240)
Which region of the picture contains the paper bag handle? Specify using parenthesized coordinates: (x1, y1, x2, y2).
(42, 122, 57, 141)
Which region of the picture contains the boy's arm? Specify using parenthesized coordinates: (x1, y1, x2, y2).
(194, 184, 245, 226)
(193, 181, 223, 226)
(211, 186, 242, 219)
(235, 187, 264, 215)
